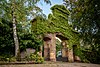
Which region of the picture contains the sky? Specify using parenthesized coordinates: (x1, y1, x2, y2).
(37, 0, 63, 16)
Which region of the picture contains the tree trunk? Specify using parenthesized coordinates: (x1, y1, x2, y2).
(12, 2, 19, 57)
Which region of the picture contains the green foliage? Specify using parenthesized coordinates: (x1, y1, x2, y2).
(81, 44, 100, 64)
(73, 46, 89, 63)
(19, 33, 43, 52)
(26, 53, 44, 64)
(0, 0, 51, 57)
(0, 0, 48, 22)
(31, 16, 49, 34)
(49, 5, 80, 47)
(64, 0, 100, 63)
(0, 55, 16, 62)
(64, 0, 100, 45)
(56, 39, 62, 53)
(31, 5, 80, 48)
(0, 18, 14, 56)
(17, 21, 43, 52)
(9, 57, 16, 62)
(0, 19, 16, 62)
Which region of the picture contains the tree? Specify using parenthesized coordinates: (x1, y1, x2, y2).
(0, 0, 51, 57)
(11, 0, 19, 57)
(64, 0, 100, 63)
(64, 0, 100, 46)
(0, 18, 14, 56)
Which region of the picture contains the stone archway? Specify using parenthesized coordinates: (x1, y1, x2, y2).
(56, 33, 68, 62)
(43, 33, 56, 61)
(43, 33, 74, 62)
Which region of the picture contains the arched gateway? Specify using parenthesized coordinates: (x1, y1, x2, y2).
(43, 33, 74, 62)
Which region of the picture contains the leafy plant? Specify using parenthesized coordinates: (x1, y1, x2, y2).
(0, 55, 16, 62)
(26, 53, 44, 64)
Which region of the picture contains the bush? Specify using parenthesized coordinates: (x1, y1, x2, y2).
(9, 57, 16, 62)
(0, 56, 16, 62)
(82, 50, 100, 64)
(26, 53, 44, 64)
(73, 47, 90, 63)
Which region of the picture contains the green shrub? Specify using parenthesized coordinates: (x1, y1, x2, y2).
(82, 49, 100, 64)
(0, 56, 7, 61)
(26, 53, 44, 64)
(9, 57, 16, 62)
(0, 56, 16, 62)
(73, 47, 90, 63)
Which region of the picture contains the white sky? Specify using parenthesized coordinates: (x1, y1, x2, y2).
(37, 0, 63, 16)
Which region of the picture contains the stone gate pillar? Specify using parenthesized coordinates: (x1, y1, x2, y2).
(68, 47, 74, 62)
(43, 35, 51, 61)
(49, 33, 56, 62)
(61, 40, 68, 62)
(43, 33, 56, 61)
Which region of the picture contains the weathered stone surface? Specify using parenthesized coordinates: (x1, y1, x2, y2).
(26, 48, 35, 55)
(68, 48, 74, 62)
(20, 51, 26, 59)
(44, 48, 50, 61)
(43, 33, 75, 62)
(20, 48, 35, 58)
(44, 33, 56, 61)
(61, 41, 67, 58)
(44, 34, 51, 61)
(74, 56, 81, 62)
(49, 34, 56, 61)
(61, 40, 68, 62)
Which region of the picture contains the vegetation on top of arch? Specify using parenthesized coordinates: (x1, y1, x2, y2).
(31, 4, 79, 46)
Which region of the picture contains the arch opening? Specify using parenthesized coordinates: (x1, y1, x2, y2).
(56, 35, 68, 62)
(43, 33, 70, 62)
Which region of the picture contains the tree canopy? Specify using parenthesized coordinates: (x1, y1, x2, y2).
(64, 0, 100, 63)
(0, 0, 51, 57)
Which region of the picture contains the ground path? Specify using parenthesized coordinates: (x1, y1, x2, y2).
(0, 61, 100, 67)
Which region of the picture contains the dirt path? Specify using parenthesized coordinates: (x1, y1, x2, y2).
(0, 62, 100, 67)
